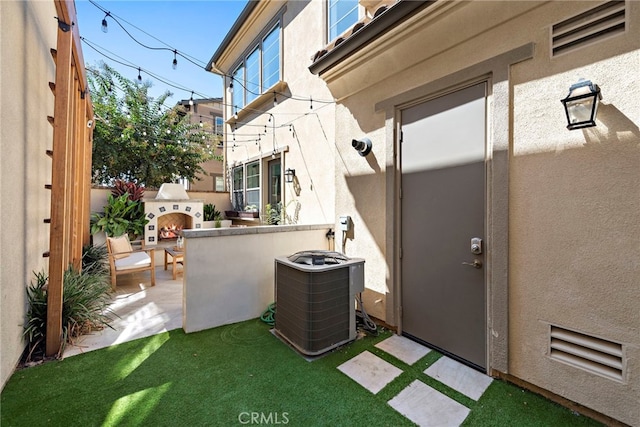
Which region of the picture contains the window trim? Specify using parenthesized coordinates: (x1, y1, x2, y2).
(229, 147, 288, 213)
(230, 19, 282, 111)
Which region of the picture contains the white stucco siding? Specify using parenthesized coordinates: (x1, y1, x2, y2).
(220, 0, 336, 225)
(510, 49, 640, 426)
(322, 1, 638, 424)
(1, 0, 57, 390)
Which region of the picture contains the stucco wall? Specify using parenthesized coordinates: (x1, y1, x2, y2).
(0, 0, 56, 390)
(182, 224, 333, 333)
(320, 1, 638, 424)
(218, 0, 336, 225)
(509, 9, 640, 424)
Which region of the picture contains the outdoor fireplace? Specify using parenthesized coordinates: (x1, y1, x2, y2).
(143, 183, 203, 246)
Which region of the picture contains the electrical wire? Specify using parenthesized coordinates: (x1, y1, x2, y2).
(356, 294, 378, 335)
(87, 0, 336, 105)
(88, 0, 206, 69)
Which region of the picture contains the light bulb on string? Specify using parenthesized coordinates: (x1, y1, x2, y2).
(189, 91, 194, 106)
(273, 91, 278, 106)
(101, 12, 109, 33)
(229, 80, 234, 94)
(172, 50, 178, 70)
(137, 68, 142, 82)
(310, 97, 313, 110)
(199, 120, 203, 127)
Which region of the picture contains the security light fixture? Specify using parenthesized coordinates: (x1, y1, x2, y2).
(285, 168, 296, 183)
(352, 137, 372, 156)
(561, 79, 602, 130)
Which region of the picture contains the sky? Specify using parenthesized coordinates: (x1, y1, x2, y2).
(75, 0, 249, 103)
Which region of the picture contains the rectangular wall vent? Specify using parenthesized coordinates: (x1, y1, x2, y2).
(552, 1, 626, 56)
(550, 325, 624, 382)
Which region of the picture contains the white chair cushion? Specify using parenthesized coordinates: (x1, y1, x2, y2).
(114, 251, 151, 271)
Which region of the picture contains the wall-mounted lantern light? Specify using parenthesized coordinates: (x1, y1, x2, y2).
(561, 79, 602, 130)
(284, 168, 296, 183)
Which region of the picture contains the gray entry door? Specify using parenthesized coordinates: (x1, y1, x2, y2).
(400, 83, 487, 369)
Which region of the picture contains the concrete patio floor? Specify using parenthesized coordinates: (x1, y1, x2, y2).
(63, 266, 183, 358)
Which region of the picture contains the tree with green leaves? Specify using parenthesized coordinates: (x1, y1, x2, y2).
(87, 63, 221, 188)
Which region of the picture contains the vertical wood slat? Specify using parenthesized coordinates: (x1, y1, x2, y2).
(46, 0, 95, 357)
(67, 75, 84, 271)
(46, 15, 73, 357)
(81, 102, 93, 248)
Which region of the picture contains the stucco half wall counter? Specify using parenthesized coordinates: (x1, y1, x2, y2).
(182, 224, 333, 333)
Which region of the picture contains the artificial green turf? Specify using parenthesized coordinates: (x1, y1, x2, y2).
(1, 320, 602, 426)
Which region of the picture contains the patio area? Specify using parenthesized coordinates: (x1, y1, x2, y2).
(63, 266, 183, 358)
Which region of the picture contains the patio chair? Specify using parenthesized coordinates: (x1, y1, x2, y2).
(106, 234, 156, 290)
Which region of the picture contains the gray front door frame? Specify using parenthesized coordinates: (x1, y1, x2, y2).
(400, 82, 488, 370)
(376, 43, 535, 375)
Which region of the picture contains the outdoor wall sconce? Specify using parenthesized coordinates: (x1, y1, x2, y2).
(284, 168, 296, 183)
(352, 137, 372, 156)
(561, 79, 602, 130)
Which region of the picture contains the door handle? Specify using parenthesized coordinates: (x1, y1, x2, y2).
(462, 259, 482, 269)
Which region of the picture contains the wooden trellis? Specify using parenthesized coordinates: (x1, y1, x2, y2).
(46, 0, 94, 356)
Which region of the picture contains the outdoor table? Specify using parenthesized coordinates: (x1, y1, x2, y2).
(164, 247, 184, 280)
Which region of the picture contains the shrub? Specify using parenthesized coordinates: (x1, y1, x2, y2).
(111, 179, 145, 202)
(82, 243, 109, 277)
(90, 193, 148, 238)
(203, 203, 222, 221)
(23, 263, 114, 361)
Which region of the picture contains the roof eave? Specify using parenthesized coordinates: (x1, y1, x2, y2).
(308, 0, 436, 76)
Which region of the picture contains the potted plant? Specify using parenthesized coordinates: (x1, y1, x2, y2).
(90, 181, 148, 242)
(90, 193, 148, 240)
(239, 204, 259, 219)
(203, 204, 232, 228)
(202, 203, 220, 228)
(264, 203, 282, 225)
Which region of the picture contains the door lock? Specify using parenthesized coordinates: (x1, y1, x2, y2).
(462, 259, 483, 269)
(471, 237, 483, 255)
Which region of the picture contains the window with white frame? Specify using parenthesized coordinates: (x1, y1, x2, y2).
(245, 47, 260, 104)
(232, 63, 244, 112)
(214, 116, 224, 136)
(231, 22, 281, 109)
(262, 24, 280, 89)
(245, 161, 260, 208)
(232, 166, 244, 209)
(328, 0, 358, 41)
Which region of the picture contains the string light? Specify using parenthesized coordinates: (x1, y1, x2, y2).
(137, 67, 142, 82)
(101, 12, 110, 33)
(172, 50, 178, 70)
(189, 91, 194, 106)
(86, 1, 336, 106)
(273, 91, 278, 106)
(83, 36, 335, 123)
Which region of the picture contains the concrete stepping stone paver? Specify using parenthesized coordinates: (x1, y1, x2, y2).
(337, 350, 403, 394)
(388, 379, 470, 427)
(375, 334, 431, 365)
(424, 356, 493, 401)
